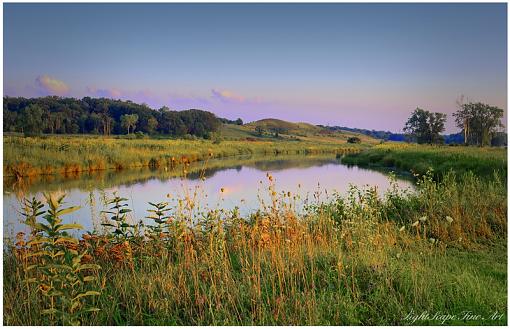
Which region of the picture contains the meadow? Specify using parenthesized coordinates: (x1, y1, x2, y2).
(342, 142, 507, 178)
(3, 129, 372, 178)
(2, 141, 507, 325)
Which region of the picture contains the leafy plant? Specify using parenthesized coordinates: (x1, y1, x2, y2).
(101, 192, 135, 241)
(24, 193, 101, 325)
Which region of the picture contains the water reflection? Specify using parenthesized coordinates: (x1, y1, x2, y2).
(4, 154, 414, 236)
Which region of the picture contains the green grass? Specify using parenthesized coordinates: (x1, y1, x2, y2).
(3, 138, 507, 325)
(3, 167, 507, 325)
(4, 133, 372, 177)
(341, 142, 507, 179)
(3, 154, 341, 194)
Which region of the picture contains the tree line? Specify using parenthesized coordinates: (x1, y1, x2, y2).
(404, 100, 505, 146)
(3, 96, 222, 138)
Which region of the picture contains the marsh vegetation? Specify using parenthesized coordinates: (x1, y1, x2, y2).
(3, 143, 507, 325)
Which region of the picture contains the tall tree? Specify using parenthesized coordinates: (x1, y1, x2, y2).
(3, 96, 221, 137)
(453, 102, 504, 146)
(20, 104, 43, 135)
(146, 116, 158, 134)
(455, 95, 470, 144)
(404, 107, 446, 144)
(404, 108, 431, 144)
(428, 112, 447, 144)
(120, 114, 139, 134)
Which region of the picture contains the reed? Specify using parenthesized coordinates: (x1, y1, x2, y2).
(4, 135, 366, 178)
(3, 168, 507, 325)
(341, 142, 507, 179)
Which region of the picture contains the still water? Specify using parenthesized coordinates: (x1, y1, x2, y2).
(3, 155, 414, 236)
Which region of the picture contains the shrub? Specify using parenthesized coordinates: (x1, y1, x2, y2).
(347, 137, 361, 144)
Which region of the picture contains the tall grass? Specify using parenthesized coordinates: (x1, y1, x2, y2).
(4, 169, 507, 325)
(4, 135, 365, 177)
(341, 143, 507, 179)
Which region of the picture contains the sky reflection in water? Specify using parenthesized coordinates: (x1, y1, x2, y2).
(3, 156, 414, 236)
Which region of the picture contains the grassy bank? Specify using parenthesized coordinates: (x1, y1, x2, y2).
(3, 167, 507, 325)
(4, 135, 369, 178)
(4, 153, 341, 195)
(341, 143, 507, 178)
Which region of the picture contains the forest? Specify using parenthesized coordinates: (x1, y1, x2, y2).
(3, 96, 222, 138)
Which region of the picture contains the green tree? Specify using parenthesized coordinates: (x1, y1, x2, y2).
(404, 108, 431, 144)
(404, 108, 446, 144)
(20, 104, 43, 135)
(120, 114, 139, 134)
(453, 102, 504, 146)
(146, 116, 158, 134)
(428, 112, 447, 144)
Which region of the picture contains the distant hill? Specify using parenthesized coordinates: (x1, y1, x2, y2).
(245, 118, 322, 135)
(319, 125, 403, 141)
(219, 118, 379, 145)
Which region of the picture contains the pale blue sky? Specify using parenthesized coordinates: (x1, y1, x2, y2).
(4, 3, 507, 132)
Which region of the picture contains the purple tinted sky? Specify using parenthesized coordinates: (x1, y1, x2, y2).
(3, 3, 507, 133)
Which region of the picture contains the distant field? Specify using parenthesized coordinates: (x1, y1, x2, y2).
(221, 120, 376, 144)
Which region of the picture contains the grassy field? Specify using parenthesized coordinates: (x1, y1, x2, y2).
(3, 142, 507, 325)
(342, 142, 507, 178)
(222, 121, 375, 145)
(4, 124, 376, 178)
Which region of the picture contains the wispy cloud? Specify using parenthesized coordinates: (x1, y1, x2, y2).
(211, 89, 246, 103)
(35, 75, 69, 95)
(86, 86, 122, 98)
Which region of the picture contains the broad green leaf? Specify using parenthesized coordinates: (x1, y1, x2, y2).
(57, 206, 81, 216)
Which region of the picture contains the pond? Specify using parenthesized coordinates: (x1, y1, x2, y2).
(3, 154, 414, 236)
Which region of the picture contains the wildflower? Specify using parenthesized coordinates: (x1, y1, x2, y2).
(39, 284, 51, 293)
(94, 246, 106, 257)
(260, 232, 271, 244)
(220, 188, 225, 193)
(445, 216, 454, 224)
(81, 254, 93, 263)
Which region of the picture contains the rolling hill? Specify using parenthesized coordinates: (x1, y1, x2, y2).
(220, 118, 379, 145)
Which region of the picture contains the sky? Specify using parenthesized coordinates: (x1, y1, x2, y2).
(3, 3, 507, 133)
